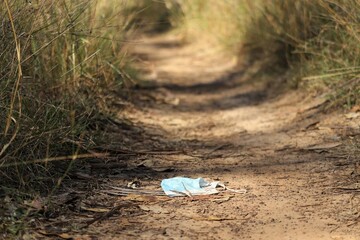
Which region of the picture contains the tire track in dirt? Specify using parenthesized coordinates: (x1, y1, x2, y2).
(111, 34, 359, 240)
(59, 34, 359, 240)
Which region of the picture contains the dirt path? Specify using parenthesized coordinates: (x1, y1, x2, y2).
(43, 34, 360, 239)
(105, 34, 360, 239)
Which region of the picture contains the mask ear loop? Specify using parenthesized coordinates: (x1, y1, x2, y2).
(217, 182, 247, 194)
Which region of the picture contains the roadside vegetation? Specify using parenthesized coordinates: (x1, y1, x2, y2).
(1, 0, 359, 237)
(0, 0, 151, 236)
(176, 0, 360, 108)
(0, 0, 138, 189)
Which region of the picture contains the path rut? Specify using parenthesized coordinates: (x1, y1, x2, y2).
(69, 34, 360, 240)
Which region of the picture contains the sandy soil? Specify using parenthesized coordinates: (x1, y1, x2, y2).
(34, 34, 360, 240)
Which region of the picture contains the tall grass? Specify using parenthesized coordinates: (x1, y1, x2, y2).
(243, 0, 360, 105)
(174, 0, 360, 107)
(1, 1, 175, 236)
(0, 0, 137, 189)
(2, 0, 358, 187)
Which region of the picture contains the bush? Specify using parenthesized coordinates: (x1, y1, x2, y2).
(243, 1, 360, 100)
(0, 0, 135, 188)
(173, 0, 360, 107)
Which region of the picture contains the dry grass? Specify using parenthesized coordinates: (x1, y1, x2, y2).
(0, 0, 150, 236)
(242, 0, 360, 105)
(0, 0, 141, 190)
(0, 1, 178, 236)
(173, 0, 360, 107)
(1, 0, 359, 236)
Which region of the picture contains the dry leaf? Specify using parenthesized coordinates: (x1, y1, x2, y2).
(24, 198, 44, 210)
(38, 231, 72, 239)
(58, 233, 73, 239)
(345, 112, 360, 119)
(304, 142, 342, 150)
(80, 206, 110, 213)
(303, 120, 320, 130)
(211, 195, 234, 203)
(351, 104, 360, 112)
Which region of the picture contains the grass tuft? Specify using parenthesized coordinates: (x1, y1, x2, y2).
(172, 0, 360, 107)
(0, 0, 143, 191)
(0, 0, 156, 236)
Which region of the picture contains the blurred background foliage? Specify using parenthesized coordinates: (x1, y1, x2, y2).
(1, 0, 359, 199)
(1, 0, 359, 237)
(174, 0, 360, 106)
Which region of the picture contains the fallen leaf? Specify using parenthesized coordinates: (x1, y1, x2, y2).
(211, 195, 234, 203)
(304, 142, 342, 150)
(351, 104, 360, 112)
(74, 172, 92, 180)
(38, 230, 72, 239)
(127, 180, 141, 189)
(24, 198, 44, 210)
(303, 120, 320, 130)
(168, 97, 180, 106)
(317, 126, 333, 131)
(153, 167, 174, 172)
(345, 112, 360, 119)
(275, 145, 295, 152)
(80, 206, 110, 213)
(58, 233, 73, 239)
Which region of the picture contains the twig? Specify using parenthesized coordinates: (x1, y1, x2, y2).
(203, 144, 231, 158)
(4, 0, 22, 136)
(0, 153, 109, 168)
(83, 202, 132, 228)
(97, 147, 182, 155)
(331, 187, 360, 193)
(104, 185, 165, 195)
(347, 214, 360, 227)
